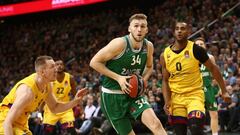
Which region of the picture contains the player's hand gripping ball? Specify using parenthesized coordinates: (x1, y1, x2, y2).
(128, 74, 146, 98)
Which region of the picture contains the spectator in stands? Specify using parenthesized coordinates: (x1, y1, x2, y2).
(218, 85, 238, 132)
(226, 69, 237, 86)
(76, 94, 96, 135)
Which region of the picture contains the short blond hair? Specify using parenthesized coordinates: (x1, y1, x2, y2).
(129, 13, 147, 23)
(35, 55, 53, 71)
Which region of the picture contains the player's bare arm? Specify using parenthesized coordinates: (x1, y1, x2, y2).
(45, 86, 87, 113)
(160, 53, 171, 115)
(3, 84, 34, 135)
(90, 38, 131, 93)
(142, 41, 154, 81)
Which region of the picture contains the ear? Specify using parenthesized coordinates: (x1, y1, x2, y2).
(128, 26, 131, 32)
(40, 68, 45, 76)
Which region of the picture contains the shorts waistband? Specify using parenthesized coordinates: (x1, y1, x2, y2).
(101, 87, 124, 94)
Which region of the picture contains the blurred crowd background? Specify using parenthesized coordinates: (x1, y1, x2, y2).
(0, 0, 240, 134)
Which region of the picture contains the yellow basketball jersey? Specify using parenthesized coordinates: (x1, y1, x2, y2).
(163, 40, 203, 94)
(0, 73, 49, 127)
(44, 72, 71, 113)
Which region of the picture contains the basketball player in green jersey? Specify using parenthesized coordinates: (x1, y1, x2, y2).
(0, 56, 87, 135)
(90, 13, 167, 135)
(195, 38, 219, 135)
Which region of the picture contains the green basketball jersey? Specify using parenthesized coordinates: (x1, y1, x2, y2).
(102, 35, 148, 90)
(200, 64, 212, 87)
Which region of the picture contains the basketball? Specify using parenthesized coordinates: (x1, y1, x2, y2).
(128, 74, 146, 98)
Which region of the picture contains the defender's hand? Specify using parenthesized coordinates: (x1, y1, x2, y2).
(75, 88, 88, 101)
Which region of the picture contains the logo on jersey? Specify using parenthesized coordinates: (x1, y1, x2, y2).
(184, 51, 190, 58)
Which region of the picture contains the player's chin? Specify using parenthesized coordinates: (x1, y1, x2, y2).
(176, 37, 183, 41)
(136, 38, 143, 42)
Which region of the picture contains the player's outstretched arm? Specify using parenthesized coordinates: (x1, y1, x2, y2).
(45, 87, 88, 113)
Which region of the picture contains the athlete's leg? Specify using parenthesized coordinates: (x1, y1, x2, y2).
(209, 111, 218, 135)
(173, 124, 187, 135)
(188, 112, 205, 135)
(60, 111, 76, 135)
(101, 92, 134, 135)
(127, 130, 136, 135)
(187, 92, 205, 135)
(170, 92, 188, 135)
(141, 108, 167, 135)
(169, 115, 188, 135)
(61, 121, 76, 135)
(205, 86, 218, 135)
(188, 114, 205, 135)
(43, 109, 59, 135)
(42, 124, 55, 135)
(186, 91, 206, 135)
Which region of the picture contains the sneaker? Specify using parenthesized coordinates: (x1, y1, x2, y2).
(203, 125, 211, 133)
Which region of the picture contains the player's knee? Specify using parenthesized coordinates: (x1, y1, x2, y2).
(209, 111, 218, 120)
(151, 118, 162, 131)
(148, 118, 167, 135)
(188, 111, 205, 135)
(43, 124, 55, 134)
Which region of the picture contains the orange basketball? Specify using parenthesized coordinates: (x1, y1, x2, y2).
(128, 74, 146, 98)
